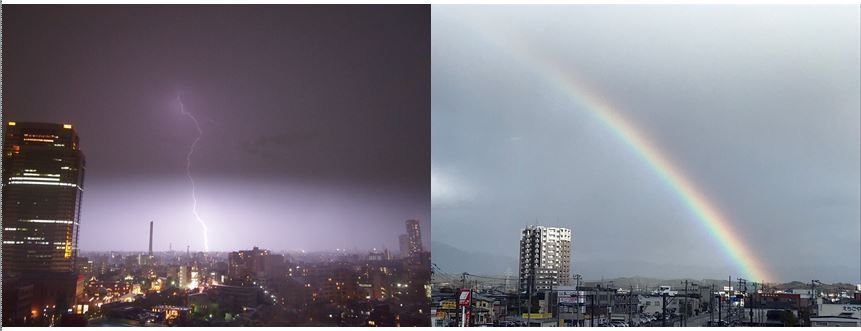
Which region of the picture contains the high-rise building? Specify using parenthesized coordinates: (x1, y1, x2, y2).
(405, 219, 422, 258)
(179, 265, 191, 288)
(189, 265, 200, 289)
(519, 225, 572, 292)
(228, 246, 270, 285)
(2, 122, 86, 320)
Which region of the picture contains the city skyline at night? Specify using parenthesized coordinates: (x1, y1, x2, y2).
(2, 4, 431, 327)
(2, 5, 431, 252)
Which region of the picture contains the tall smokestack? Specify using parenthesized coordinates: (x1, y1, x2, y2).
(148, 221, 153, 256)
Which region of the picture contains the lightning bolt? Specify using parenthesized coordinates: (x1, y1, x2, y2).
(178, 94, 209, 252)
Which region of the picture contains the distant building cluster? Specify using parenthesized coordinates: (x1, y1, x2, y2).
(431, 223, 861, 328)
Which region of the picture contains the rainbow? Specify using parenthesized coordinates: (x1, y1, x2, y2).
(485, 30, 773, 282)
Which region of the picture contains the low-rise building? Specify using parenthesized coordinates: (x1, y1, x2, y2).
(810, 316, 860, 327)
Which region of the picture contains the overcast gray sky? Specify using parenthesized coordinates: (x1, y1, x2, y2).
(431, 6, 860, 283)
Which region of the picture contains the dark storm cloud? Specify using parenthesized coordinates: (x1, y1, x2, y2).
(431, 6, 860, 283)
(3, 5, 430, 252)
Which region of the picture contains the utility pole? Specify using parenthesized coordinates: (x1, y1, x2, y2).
(738, 278, 746, 326)
(682, 280, 689, 327)
(728, 275, 732, 324)
(527, 274, 533, 327)
(810, 279, 821, 326)
(557, 277, 565, 327)
(750, 282, 757, 326)
(574, 274, 582, 327)
(710, 284, 715, 325)
(661, 292, 667, 327)
(549, 275, 555, 326)
(737, 278, 747, 326)
(629, 285, 634, 326)
(591, 287, 596, 327)
(718, 287, 722, 326)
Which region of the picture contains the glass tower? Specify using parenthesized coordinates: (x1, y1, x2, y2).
(2, 121, 85, 320)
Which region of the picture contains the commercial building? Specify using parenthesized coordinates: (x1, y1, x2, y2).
(816, 301, 861, 327)
(2, 122, 86, 323)
(810, 316, 860, 327)
(519, 225, 571, 292)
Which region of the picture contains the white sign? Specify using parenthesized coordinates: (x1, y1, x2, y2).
(559, 290, 586, 304)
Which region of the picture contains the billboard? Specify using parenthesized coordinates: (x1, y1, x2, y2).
(559, 290, 586, 304)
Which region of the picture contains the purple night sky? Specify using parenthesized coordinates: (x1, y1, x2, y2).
(2, 5, 430, 252)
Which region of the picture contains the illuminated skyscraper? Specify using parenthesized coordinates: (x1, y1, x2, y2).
(519, 225, 572, 292)
(2, 122, 86, 318)
(405, 219, 422, 258)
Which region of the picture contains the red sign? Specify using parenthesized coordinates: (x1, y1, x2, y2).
(458, 289, 472, 306)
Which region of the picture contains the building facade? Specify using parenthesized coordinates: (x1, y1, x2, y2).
(228, 246, 278, 285)
(405, 219, 423, 258)
(519, 225, 572, 292)
(2, 122, 86, 323)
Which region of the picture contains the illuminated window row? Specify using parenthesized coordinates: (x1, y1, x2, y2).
(23, 133, 59, 139)
(20, 219, 75, 224)
(3, 241, 53, 245)
(23, 138, 56, 143)
(22, 173, 61, 177)
(8, 181, 78, 188)
(9, 176, 60, 182)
